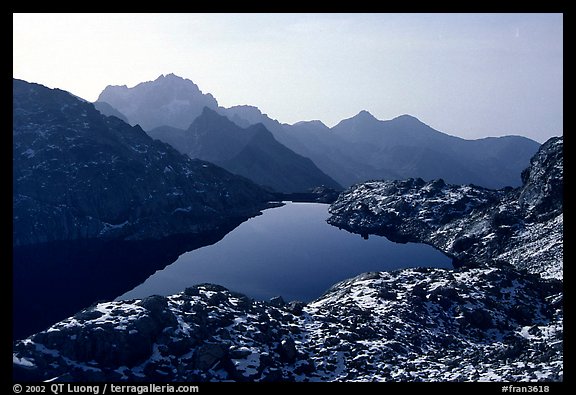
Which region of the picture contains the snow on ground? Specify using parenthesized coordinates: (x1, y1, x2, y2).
(13, 266, 562, 382)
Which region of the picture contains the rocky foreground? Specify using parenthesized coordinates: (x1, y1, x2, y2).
(13, 267, 563, 382)
(13, 137, 563, 382)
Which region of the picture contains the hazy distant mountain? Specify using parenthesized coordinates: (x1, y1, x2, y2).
(96, 73, 219, 130)
(328, 111, 541, 188)
(286, 120, 392, 185)
(223, 105, 271, 129)
(218, 107, 541, 189)
(95, 75, 337, 192)
(222, 105, 312, 155)
(96, 73, 541, 190)
(149, 108, 342, 193)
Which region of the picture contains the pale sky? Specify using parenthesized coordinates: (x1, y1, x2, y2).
(13, 13, 562, 143)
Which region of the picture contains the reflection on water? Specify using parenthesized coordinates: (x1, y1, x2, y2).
(12, 218, 247, 340)
(119, 203, 452, 303)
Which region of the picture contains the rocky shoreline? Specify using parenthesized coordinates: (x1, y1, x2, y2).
(13, 265, 563, 381)
(328, 137, 563, 280)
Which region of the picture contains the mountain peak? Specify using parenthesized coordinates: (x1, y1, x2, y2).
(162, 72, 181, 79)
(227, 104, 262, 114)
(354, 110, 378, 121)
(293, 120, 328, 128)
(332, 110, 380, 132)
(199, 106, 232, 122)
(223, 105, 270, 128)
(394, 114, 418, 121)
(151, 73, 201, 90)
(191, 106, 237, 131)
(155, 73, 193, 84)
(391, 114, 423, 124)
(96, 74, 219, 131)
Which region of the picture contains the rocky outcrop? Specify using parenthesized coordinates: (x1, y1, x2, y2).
(13, 79, 272, 246)
(13, 266, 563, 382)
(328, 137, 563, 280)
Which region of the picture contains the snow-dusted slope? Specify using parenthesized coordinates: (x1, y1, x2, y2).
(13, 266, 563, 381)
(328, 137, 563, 280)
(13, 78, 271, 246)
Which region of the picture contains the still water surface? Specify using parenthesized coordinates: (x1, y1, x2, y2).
(119, 202, 452, 302)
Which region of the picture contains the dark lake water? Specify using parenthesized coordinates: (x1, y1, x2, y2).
(118, 202, 452, 302)
(13, 221, 245, 340)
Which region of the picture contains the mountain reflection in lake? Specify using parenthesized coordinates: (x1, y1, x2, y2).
(13, 218, 247, 340)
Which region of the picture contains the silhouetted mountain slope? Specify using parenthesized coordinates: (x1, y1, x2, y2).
(13, 79, 271, 247)
(93, 100, 129, 123)
(149, 108, 342, 193)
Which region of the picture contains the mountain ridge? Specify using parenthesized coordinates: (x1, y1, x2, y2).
(95, 73, 541, 189)
(149, 108, 342, 193)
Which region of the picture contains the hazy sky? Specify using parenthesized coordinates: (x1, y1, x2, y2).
(13, 13, 562, 143)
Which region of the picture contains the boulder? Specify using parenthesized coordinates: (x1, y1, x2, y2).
(193, 343, 228, 370)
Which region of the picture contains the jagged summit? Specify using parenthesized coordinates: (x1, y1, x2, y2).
(161, 72, 184, 79)
(96, 74, 219, 130)
(224, 105, 268, 124)
(151, 73, 206, 92)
